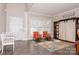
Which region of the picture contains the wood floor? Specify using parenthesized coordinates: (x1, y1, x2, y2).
(0, 40, 76, 55)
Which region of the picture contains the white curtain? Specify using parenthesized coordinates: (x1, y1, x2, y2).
(59, 20, 76, 42)
(9, 17, 23, 33)
(59, 21, 66, 40)
(66, 20, 76, 42)
(9, 16, 25, 40)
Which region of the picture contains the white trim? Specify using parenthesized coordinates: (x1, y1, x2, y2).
(28, 11, 53, 18)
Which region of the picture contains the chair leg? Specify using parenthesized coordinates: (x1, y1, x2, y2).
(13, 44, 14, 52)
(1, 45, 4, 54)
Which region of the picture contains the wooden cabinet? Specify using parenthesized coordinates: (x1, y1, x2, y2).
(54, 17, 79, 42)
(54, 22, 59, 39)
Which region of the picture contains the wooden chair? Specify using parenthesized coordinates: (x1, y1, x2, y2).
(33, 32, 41, 42)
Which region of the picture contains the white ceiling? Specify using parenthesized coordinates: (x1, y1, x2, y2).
(28, 3, 79, 16)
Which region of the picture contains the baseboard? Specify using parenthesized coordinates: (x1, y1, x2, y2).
(54, 39, 75, 43)
(15, 39, 32, 41)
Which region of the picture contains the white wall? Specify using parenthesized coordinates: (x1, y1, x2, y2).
(25, 12, 29, 40)
(0, 4, 6, 32)
(28, 12, 53, 39)
(6, 3, 27, 40)
(6, 3, 25, 32)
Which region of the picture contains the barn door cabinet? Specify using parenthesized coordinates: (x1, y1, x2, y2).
(54, 17, 79, 42)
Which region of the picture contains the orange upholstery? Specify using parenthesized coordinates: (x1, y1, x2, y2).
(33, 32, 41, 39)
(43, 31, 49, 38)
(33, 32, 41, 42)
(43, 31, 51, 41)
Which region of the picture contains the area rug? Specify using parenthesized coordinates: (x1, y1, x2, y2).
(32, 40, 74, 52)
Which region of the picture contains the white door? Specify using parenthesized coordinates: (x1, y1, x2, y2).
(59, 21, 66, 40)
(66, 20, 76, 42)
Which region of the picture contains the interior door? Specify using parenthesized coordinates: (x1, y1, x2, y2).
(66, 20, 76, 42)
(59, 21, 66, 40)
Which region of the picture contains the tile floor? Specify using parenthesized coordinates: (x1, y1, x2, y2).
(0, 40, 76, 55)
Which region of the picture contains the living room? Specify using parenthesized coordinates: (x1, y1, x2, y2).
(0, 3, 79, 55)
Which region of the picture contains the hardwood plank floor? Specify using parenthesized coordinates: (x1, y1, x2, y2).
(0, 40, 76, 55)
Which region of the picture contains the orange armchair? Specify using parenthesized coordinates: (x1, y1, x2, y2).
(43, 31, 51, 41)
(33, 32, 41, 42)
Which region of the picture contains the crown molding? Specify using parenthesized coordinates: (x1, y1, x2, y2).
(28, 11, 53, 18)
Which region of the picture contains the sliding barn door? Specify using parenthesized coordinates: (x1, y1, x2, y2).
(66, 20, 76, 42)
(59, 21, 66, 40)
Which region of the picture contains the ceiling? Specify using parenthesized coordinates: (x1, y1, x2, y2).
(27, 3, 79, 16)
